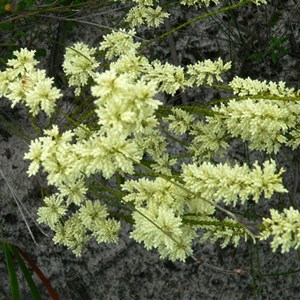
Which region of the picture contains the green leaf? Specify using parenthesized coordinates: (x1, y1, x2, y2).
(12, 246, 43, 300)
(2, 241, 20, 300)
(16, 246, 60, 300)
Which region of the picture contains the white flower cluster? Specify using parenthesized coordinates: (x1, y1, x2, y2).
(24, 125, 134, 254)
(63, 42, 100, 95)
(17, 38, 294, 259)
(134, 56, 231, 95)
(163, 107, 195, 135)
(165, 95, 300, 158)
(260, 207, 300, 253)
(163, 108, 229, 161)
(186, 58, 232, 86)
(50, 203, 120, 256)
(99, 29, 141, 59)
(0, 48, 62, 116)
(110, 51, 149, 80)
(144, 61, 185, 95)
(22, 53, 164, 254)
(24, 125, 78, 184)
(182, 160, 287, 205)
(229, 76, 298, 97)
(164, 78, 299, 156)
(96, 31, 232, 95)
(215, 99, 297, 153)
(188, 115, 229, 161)
(24, 125, 144, 184)
(91, 70, 161, 136)
(122, 177, 188, 212)
(121, 166, 273, 260)
(120, 160, 287, 261)
(164, 93, 300, 162)
(37, 194, 67, 229)
(122, 177, 204, 260)
(125, 5, 169, 28)
(130, 206, 196, 261)
(134, 128, 177, 176)
(119, 0, 268, 30)
(11, 0, 294, 262)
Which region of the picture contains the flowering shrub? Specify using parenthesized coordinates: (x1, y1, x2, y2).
(1, 0, 300, 262)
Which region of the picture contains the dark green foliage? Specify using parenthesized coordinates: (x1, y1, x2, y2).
(1, 241, 59, 299)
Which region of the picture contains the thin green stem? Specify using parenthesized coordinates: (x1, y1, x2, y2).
(182, 216, 244, 230)
(158, 124, 191, 148)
